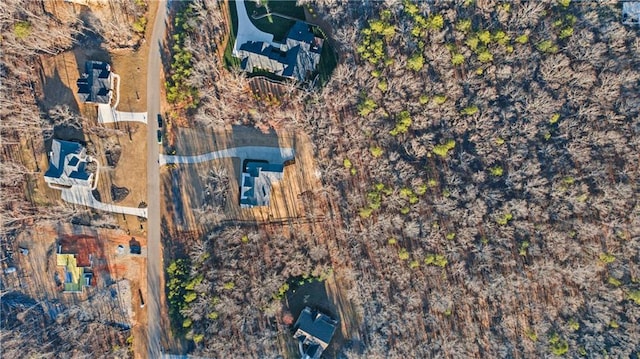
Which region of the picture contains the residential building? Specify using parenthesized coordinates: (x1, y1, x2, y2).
(77, 61, 113, 104)
(623, 2, 640, 25)
(236, 21, 323, 82)
(293, 307, 338, 359)
(56, 244, 93, 293)
(44, 139, 95, 189)
(240, 161, 285, 208)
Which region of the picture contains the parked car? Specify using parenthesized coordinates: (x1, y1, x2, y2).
(139, 288, 145, 308)
(157, 130, 162, 144)
(4, 267, 16, 274)
(157, 114, 163, 128)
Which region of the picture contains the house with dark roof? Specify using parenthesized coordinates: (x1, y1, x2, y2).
(236, 21, 323, 83)
(240, 161, 285, 208)
(44, 139, 95, 189)
(293, 307, 338, 359)
(77, 61, 113, 104)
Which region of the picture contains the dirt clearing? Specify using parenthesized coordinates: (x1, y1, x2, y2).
(1, 223, 148, 357)
(162, 125, 323, 233)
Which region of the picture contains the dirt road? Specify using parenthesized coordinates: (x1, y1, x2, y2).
(146, 1, 168, 358)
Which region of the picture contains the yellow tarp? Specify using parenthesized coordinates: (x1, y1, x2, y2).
(56, 253, 84, 292)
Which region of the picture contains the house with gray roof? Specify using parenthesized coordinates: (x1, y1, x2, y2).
(623, 2, 640, 25)
(240, 161, 285, 208)
(77, 61, 113, 104)
(293, 307, 338, 359)
(236, 21, 323, 83)
(44, 139, 95, 189)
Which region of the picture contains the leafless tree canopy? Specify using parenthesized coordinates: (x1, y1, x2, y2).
(176, 1, 640, 357)
(2, 0, 640, 357)
(0, 1, 130, 355)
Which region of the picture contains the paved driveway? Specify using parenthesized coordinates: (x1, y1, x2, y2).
(159, 146, 295, 166)
(233, 0, 278, 55)
(60, 187, 148, 218)
(98, 104, 148, 124)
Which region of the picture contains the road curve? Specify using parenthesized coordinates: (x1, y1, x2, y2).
(147, 1, 168, 358)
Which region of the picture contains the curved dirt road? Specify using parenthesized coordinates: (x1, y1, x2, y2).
(146, 1, 168, 358)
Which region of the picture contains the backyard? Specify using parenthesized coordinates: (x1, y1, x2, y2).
(223, 0, 337, 86)
(223, 0, 240, 68)
(244, 0, 306, 41)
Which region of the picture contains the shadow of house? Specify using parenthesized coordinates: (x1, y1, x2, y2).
(236, 21, 323, 83)
(231, 125, 280, 146)
(38, 62, 80, 114)
(293, 307, 338, 359)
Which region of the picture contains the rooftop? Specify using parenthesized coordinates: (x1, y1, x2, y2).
(236, 21, 323, 82)
(56, 236, 96, 292)
(56, 251, 93, 293)
(240, 161, 285, 208)
(77, 61, 112, 104)
(44, 139, 94, 188)
(293, 307, 337, 359)
(623, 2, 640, 25)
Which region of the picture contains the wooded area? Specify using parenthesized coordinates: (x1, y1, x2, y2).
(1, 1, 146, 357)
(165, 0, 639, 357)
(1, 0, 639, 357)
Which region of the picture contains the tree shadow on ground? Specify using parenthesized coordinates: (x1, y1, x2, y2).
(231, 125, 280, 147)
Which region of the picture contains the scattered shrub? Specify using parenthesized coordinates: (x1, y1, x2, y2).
(433, 139, 456, 157)
(407, 53, 424, 71)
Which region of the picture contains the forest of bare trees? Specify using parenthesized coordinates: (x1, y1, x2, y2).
(1, 0, 142, 356)
(1, 288, 132, 358)
(165, 0, 640, 357)
(2, 0, 639, 357)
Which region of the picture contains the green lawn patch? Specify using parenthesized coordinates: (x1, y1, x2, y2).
(224, 1, 240, 68)
(313, 28, 338, 86)
(244, 0, 305, 41)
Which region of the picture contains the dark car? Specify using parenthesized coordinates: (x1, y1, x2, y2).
(139, 288, 145, 308)
(157, 130, 162, 144)
(130, 244, 141, 255)
(157, 114, 163, 128)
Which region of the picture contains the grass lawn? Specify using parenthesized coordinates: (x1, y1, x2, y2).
(244, 0, 305, 42)
(316, 39, 338, 87)
(224, 1, 240, 68)
(285, 280, 344, 357)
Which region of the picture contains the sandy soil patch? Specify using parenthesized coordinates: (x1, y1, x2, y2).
(33, 0, 157, 234)
(1, 223, 148, 356)
(162, 125, 322, 233)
